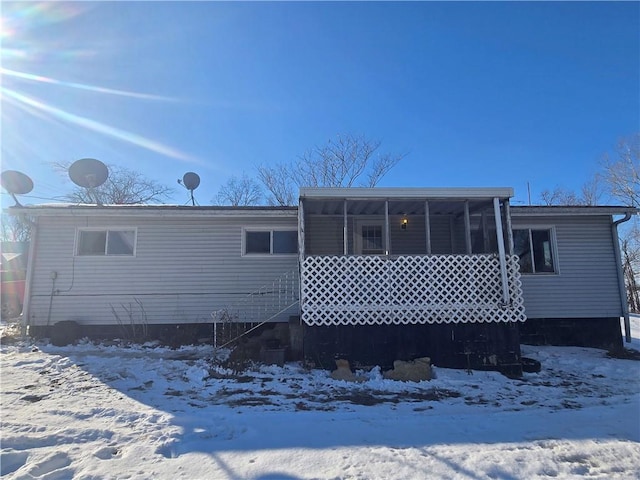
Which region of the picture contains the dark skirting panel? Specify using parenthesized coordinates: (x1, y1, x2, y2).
(303, 322, 522, 375)
(519, 317, 623, 352)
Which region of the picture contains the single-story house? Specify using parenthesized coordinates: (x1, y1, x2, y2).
(7, 187, 636, 374)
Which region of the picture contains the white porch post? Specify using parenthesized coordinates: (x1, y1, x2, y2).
(504, 199, 514, 255)
(385, 200, 390, 255)
(298, 198, 305, 262)
(298, 197, 305, 323)
(464, 200, 472, 254)
(493, 197, 511, 305)
(425, 200, 432, 254)
(482, 211, 490, 253)
(343, 199, 348, 255)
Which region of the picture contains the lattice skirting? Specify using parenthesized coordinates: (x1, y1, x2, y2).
(301, 254, 526, 326)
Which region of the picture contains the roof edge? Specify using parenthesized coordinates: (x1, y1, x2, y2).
(299, 187, 514, 200)
(511, 205, 638, 216)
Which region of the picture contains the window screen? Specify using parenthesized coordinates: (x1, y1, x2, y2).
(245, 230, 297, 255)
(513, 228, 555, 274)
(78, 231, 107, 255)
(107, 231, 135, 255)
(246, 231, 271, 254)
(273, 231, 298, 254)
(77, 229, 135, 256)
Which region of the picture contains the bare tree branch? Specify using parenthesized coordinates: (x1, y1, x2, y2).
(258, 133, 406, 205)
(600, 132, 640, 208)
(53, 162, 173, 205)
(257, 163, 297, 206)
(215, 173, 263, 206)
(1, 213, 33, 242)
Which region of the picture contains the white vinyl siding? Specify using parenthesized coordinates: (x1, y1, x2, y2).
(512, 215, 622, 319)
(27, 215, 298, 327)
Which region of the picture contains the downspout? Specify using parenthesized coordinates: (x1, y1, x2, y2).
(612, 212, 633, 342)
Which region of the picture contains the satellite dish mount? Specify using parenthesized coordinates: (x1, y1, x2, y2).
(1, 170, 34, 207)
(178, 172, 200, 206)
(68, 158, 109, 205)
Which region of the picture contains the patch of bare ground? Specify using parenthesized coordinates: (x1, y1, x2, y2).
(607, 348, 640, 360)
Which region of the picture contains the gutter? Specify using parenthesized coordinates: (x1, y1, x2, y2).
(611, 212, 634, 343)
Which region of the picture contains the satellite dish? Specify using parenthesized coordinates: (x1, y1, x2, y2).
(1, 170, 34, 206)
(1, 170, 34, 195)
(178, 172, 200, 206)
(182, 172, 200, 191)
(69, 158, 109, 188)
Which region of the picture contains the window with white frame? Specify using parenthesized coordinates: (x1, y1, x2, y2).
(244, 229, 297, 255)
(77, 229, 136, 256)
(513, 228, 556, 274)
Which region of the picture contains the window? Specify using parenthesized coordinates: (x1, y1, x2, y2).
(77, 229, 136, 256)
(361, 225, 384, 254)
(513, 228, 556, 274)
(354, 220, 386, 255)
(244, 229, 297, 255)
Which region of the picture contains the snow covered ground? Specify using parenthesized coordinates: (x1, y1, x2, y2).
(1, 319, 639, 480)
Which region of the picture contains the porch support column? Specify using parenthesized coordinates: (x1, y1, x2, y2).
(482, 211, 490, 253)
(504, 199, 514, 255)
(464, 200, 472, 254)
(385, 200, 390, 255)
(298, 198, 305, 324)
(343, 199, 348, 255)
(424, 200, 432, 254)
(298, 198, 305, 263)
(493, 197, 511, 305)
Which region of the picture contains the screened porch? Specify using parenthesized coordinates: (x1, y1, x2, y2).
(298, 188, 527, 327)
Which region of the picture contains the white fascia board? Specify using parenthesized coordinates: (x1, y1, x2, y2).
(511, 206, 638, 217)
(5, 205, 298, 218)
(299, 187, 514, 200)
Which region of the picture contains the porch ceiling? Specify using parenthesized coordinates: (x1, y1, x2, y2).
(303, 199, 495, 216)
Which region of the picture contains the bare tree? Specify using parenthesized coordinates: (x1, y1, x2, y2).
(1, 213, 32, 242)
(600, 132, 640, 207)
(540, 187, 583, 206)
(216, 173, 263, 206)
(622, 232, 640, 313)
(257, 163, 297, 207)
(598, 133, 640, 313)
(539, 178, 602, 206)
(258, 133, 406, 206)
(54, 162, 173, 204)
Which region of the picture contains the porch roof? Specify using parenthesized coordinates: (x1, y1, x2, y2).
(300, 187, 514, 201)
(299, 187, 512, 216)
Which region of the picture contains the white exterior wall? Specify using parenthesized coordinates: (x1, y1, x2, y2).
(512, 214, 622, 319)
(26, 213, 299, 327)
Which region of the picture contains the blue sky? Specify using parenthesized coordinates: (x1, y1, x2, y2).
(1, 1, 638, 207)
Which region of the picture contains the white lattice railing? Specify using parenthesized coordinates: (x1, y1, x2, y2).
(301, 254, 526, 326)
